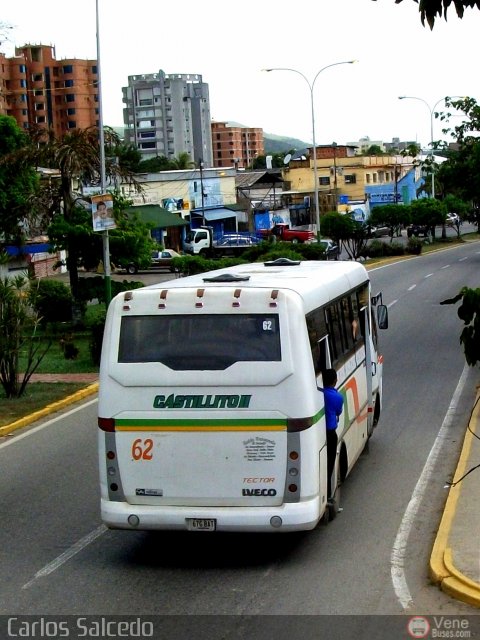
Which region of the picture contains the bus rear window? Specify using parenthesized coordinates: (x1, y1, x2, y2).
(118, 314, 281, 370)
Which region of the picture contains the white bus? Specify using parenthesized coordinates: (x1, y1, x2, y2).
(98, 258, 388, 532)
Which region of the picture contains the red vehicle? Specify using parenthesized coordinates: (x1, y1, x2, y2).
(260, 223, 315, 243)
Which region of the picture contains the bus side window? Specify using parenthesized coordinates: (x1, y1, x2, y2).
(306, 308, 329, 375)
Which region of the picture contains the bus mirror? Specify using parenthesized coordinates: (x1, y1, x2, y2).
(377, 304, 388, 330)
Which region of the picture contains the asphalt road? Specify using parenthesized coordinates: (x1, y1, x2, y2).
(2, 241, 480, 636)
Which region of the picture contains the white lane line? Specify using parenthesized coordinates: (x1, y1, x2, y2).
(0, 398, 98, 450)
(387, 300, 398, 308)
(424, 273, 434, 278)
(390, 363, 470, 611)
(408, 285, 416, 291)
(22, 525, 108, 589)
(441, 265, 450, 269)
(459, 257, 468, 262)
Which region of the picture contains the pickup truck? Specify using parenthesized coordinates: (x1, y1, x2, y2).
(259, 223, 315, 243)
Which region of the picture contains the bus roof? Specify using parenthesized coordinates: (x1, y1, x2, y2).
(139, 260, 369, 311)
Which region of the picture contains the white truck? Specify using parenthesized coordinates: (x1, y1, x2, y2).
(184, 227, 257, 257)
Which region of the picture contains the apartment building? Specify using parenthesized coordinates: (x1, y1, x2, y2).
(0, 44, 99, 136)
(211, 121, 264, 168)
(122, 71, 213, 166)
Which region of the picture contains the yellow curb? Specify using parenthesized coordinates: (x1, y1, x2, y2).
(441, 548, 480, 607)
(0, 382, 99, 437)
(429, 391, 480, 608)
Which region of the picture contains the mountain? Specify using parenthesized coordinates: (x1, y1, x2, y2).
(263, 132, 310, 155)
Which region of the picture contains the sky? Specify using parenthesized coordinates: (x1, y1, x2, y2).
(2, 0, 480, 150)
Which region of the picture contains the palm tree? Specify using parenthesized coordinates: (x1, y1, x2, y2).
(169, 152, 195, 170)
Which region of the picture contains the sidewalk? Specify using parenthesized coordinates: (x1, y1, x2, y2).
(430, 389, 480, 607)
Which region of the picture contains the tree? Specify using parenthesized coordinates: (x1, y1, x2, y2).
(137, 156, 172, 173)
(7, 125, 140, 306)
(320, 212, 369, 260)
(375, 0, 480, 29)
(0, 273, 51, 399)
(368, 204, 409, 239)
(110, 142, 142, 173)
(365, 145, 384, 156)
(0, 116, 39, 242)
(442, 194, 470, 237)
(169, 152, 195, 170)
(441, 287, 480, 366)
(407, 198, 447, 240)
(46, 191, 155, 274)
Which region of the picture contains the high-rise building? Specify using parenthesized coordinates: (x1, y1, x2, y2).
(122, 71, 212, 166)
(0, 44, 99, 136)
(211, 121, 264, 168)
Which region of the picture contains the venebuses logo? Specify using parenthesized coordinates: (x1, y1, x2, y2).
(407, 616, 430, 639)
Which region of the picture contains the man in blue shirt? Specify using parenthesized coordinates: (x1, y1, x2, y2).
(321, 368, 344, 502)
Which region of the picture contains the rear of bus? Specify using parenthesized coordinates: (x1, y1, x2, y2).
(98, 276, 328, 532)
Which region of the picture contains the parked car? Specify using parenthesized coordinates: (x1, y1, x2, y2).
(367, 224, 390, 238)
(151, 249, 181, 270)
(319, 239, 340, 260)
(407, 223, 430, 238)
(446, 212, 460, 226)
(125, 249, 181, 274)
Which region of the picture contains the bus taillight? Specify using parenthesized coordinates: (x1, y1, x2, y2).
(98, 417, 115, 432)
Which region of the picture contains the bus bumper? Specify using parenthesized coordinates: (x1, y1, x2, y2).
(101, 497, 323, 532)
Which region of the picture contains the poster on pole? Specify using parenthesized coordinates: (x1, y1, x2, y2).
(91, 194, 116, 231)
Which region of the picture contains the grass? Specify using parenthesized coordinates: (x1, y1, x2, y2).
(0, 383, 91, 427)
(20, 332, 99, 374)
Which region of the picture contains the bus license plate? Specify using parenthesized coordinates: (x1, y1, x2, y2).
(186, 518, 216, 532)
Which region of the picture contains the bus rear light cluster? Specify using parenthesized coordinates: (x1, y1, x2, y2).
(196, 288, 205, 308)
(289, 451, 299, 461)
(106, 450, 115, 460)
(288, 484, 298, 493)
(158, 290, 168, 309)
(270, 289, 279, 307)
(98, 417, 115, 432)
(232, 288, 242, 307)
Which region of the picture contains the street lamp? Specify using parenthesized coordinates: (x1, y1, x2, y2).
(263, 61, 356, 242)
(398, 95, 448, 199)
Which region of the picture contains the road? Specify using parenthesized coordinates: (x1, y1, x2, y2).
(1, 241, 480, 637)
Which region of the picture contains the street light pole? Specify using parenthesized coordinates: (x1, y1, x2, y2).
(96, 0, 111, 306)
(264, 62, 356, 242)
(332, 141, 338, 211)
(198, 159, 206, 226)
(398, 95, 447, 199)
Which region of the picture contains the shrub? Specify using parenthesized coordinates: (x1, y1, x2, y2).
(406, 237, 423, 255)
(28, 279, 73, 325)
(1, 275, 51, 398)
(360, 240, 385, 259)
(87, 309, 106, 366)
(77, 276, 144, 304)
